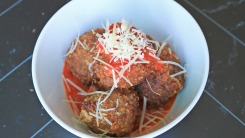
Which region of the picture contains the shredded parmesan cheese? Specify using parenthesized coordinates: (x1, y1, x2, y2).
(146, 79, 160, 95)
(141, 116, 158, 128)
(65, 41, 76, 56)
(90, 46, 95, 52)
(96, 94, 104, 127)
(156, 42, 166, 57)
(171, 70, 186, 77)
(103, 116, 112, 126)
(134, 61, 150, 64)
(66, 78, 108, 96)
(98, 19, 155, 68)
(112, 69, 118, 88)
(168, 47, 172, 54)
(89, 112, 102, 119)
(93, 57, 133, 86)
(68, 96, 79, 116)
(100, 99, 119, 112)
(139, 97, 147, 132)
(118, 52, 140, 78)
(62, 75, 71, 92)
(158, 60, 186, 77)
(145, 113, 164, 121)
(88, 129, 107, 137)
(78, 91, 109, 96)
(77, 37, 88, 50)
(88, 48, 101, 75)
(100, 85, 115, 104)
(148, 52, 160, 60)
(66, 78, 85, 92)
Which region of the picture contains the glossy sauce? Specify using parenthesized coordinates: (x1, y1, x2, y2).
(63, 60, 94, 115)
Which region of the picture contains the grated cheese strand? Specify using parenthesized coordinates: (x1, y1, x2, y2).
(141, 116, 159, 129)
(65, 41, 76, 56)
(145, 113, 164, 121)
(96, 33, 102, 38)
(90, 46, 95, 52)
(93, 57, 133, 86)
(100, 99, 119, 112)
(88, 129, 108, 137)
(66, 78, 86, 92)
(134, 61, 150, 64)
(171, 70, 186, 77)
(66, 78, 108, 96)
(159, 60, 186, 72)
(149, 52, 160, 60)
(62, 75, 71, 92)
(78, 91, 109, 96)
(144, 115, 158, 124)
(96, 94, 104, 127)
(89, 112, 102, 119)
(118, 52, 140, 78)
(98, 19, 154, 67)
(68, 96, 79, 116)
(168, 47, 172, 54)
(139, 97, 147, 132)
(93, 57, 115, 70)
(88, 48, 101, 75)
(103, 116, 112, 126)
(100, 85, 115, 104)
(146, 79, 161, 95)
(156, 42, 166, 57)
(77, 37, 88, 50)
(112, 69, 118, 88)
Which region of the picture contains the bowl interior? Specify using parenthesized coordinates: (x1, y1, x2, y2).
(32, 0, 209, 137)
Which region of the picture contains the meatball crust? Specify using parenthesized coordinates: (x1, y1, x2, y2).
(137, 71, 183, 108)
(66, 28, 105, 85)
(79, 89, 139, 136)
(159, 44, 185, 85)
(93, 61, 151, 89)
(136, 45, 185, 108)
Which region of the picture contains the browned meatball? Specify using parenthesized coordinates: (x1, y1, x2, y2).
(136, 71, 183, 108)
(159, 44, 185, 85)
(93, 61, 150, 89)
(66, 28, 105, 85)
(136, 45, 185, 108)
(79, 89, 139, 136)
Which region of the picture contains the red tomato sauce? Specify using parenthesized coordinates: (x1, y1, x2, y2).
(62, 60, 95, 115)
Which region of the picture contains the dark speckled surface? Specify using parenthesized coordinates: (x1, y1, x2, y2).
(0, 0, 244, 138)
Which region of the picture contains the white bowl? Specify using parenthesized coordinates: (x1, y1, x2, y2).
(32, 0, 209, 137)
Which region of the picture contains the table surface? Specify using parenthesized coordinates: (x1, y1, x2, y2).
(0, 0, 244, 137)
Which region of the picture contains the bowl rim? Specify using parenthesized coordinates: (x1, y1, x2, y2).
(32, 0, 209, 137)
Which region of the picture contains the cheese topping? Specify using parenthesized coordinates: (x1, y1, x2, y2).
(146, 79, 161, 95)
(97, 19, 156, 66)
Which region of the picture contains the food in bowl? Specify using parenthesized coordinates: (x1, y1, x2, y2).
(62, 19, 186, 136)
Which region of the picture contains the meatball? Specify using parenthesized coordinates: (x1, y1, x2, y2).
(159, 44, 185, 85)
(93, 61, 150, 89)
(136, 45, 185, 108)
(66, 28, 105, 85)
(79, 89, 139, 136)
(136, 71, 183, 108)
